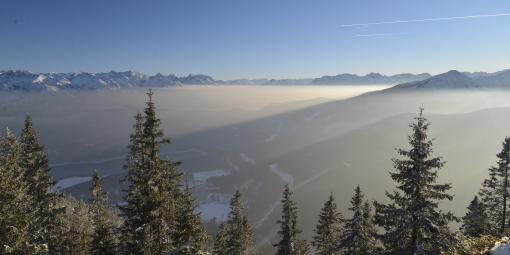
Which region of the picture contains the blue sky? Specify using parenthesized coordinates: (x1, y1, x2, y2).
(1, 0, 510, 79)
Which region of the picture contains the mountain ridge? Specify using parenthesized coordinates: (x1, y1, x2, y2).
(376, 69, 510, 93)
(0, 70, 430, 91)
(2, 69, 510, 92)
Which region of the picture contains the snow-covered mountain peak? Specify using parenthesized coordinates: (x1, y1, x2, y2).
(0, 70, 217, 91)
(390, 70, 478, 90)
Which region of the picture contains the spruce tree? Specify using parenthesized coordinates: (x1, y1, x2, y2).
(171, 184, 208, 255)
(312, 193, 343, 255)
(374, 108, 456, 254)
(479, 137, 510, 236)
(362, 201, 378, 252)
(460, 196, 487, 237)
(0, 128, 45, 254)
(340, 186, 376, 255)
(274, 185, 307, 255)
(120, 90, 183, 254)
(223, 190, 256, 255)
(295, 240, 310, 255)
(212, 222, 228, 255)
(119, 112, 144, 254)
(63, 198, 93, 255)
(19, 115, 64, 253)
(90, 171, 117, 255)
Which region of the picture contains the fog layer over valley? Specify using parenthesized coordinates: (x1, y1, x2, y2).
(3, 85, 510, 252)
(0, 85, 388, 161)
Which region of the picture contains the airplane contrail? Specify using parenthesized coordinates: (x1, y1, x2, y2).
(354, 32, 406, 37)
(341, 13, 510, 27)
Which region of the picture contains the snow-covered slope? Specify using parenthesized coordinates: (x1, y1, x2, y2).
(312, 72, 431, 85)
(490, 237, 510, 255)
(3, 69, 510, 91)
(0, 70, 429, 91)
(389, 70, 479, 90)
(0, 70, 216, 91)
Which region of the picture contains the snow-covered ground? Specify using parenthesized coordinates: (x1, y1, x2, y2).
(54, 177, 92, 190)
(491, 237, 510, 255)
(269, 163, 294, 186)
(240, 152, 256, 165)
(193, 169, 229, 184)
(226, 155, 241, 172)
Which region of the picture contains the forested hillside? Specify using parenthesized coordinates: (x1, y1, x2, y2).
(1, 90, 510, 254)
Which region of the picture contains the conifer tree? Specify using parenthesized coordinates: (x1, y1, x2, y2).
(120, 90, 183, 254)
(274, 185, 307, 255)
(62, 198, 93, 255)
(19, 115, 64, 253)
(90, 171, 117, 255)
(212, 223, 228, 255)
(340, 186, 376, 255)
(295, 240, 310, 255)
(460, 196, 487, 237)
(171, 184, 208, 255)
(119, 112, 144, 254)
(363, 201, 378, 251)
(374, 108, 456, 255)
(479, 137, 510, 236)
(222, 190, 256, 255)
(0, 128, 45, 254)
(312, 193, 343, 255)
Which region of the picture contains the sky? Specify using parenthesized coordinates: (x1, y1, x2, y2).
(1, 0, 510, 79)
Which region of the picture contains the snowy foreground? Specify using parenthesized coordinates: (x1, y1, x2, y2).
(490, 237, 510, 255)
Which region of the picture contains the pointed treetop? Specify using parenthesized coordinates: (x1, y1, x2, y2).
(4, 127, 13, 137)
(415, 106, 427, 125)
(24, 113, 32, 126)
(147, 89, 154, 102)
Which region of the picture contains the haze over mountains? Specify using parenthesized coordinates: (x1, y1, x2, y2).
(385, 69, 510, 91)
(3, 67, 510, 252)
(0, 70, 430, 91)
(2, 69, 510, 91)
(4, 78, 510, 252)
(3, 87, 510, 253)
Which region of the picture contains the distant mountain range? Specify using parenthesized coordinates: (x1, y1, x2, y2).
(311, 72, 431, 85)
(1, 69, 510, 91)
(0, 70, 216, 91)
(384, 69, 510, 91)
(0, 70, 431, 91)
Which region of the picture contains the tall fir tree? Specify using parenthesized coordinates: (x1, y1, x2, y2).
(460, 196, 487, 237)
(19, 115, 64, 253)
(120, 90, 183, 254)
(119, 112, 144, 254)
(340, 186, 376, 255)
(0, 128, 45, 254)
(274, 185, 308, 255)
(362, 201, 378, 253)
(374, 108, 456, 255)
(222, 190, 256, 255)
(212, 222, 228, 255)
(312, 193, 343, 255)
(62, 198, 93, 255)
(89, 171, 117, 255)
(479, 137, 510, 236)
(171, 184, 208, 255)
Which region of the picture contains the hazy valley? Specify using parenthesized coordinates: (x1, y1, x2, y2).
(3, 75, 510, 252)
